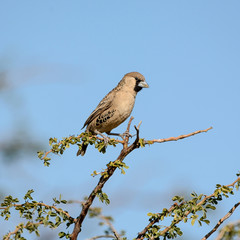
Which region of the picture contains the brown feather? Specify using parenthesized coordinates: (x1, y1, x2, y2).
(78, 72, 148, 156)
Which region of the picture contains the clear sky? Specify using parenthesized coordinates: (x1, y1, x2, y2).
(0, 1, 240, 239)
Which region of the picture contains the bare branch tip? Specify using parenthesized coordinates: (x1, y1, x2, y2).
(137, 121, 142, 129)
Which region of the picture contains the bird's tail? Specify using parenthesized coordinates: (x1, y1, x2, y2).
(77, 144, 88, 156)
(77, 143, 88, 156)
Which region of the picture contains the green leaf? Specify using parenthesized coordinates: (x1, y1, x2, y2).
(203, 219, 210, 225)
(59, 232, 66, 238)
(50, 212, 57, 217)
(24, 189, 34, 200)
(37, 151, 44, 159)
(191, 218, 196, 226)
(205, 204, 216, 210)
(139, 138, 145, 147)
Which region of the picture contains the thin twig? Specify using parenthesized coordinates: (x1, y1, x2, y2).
(99, 215, 122, 240)
(41, 136, 124, 160)
(215, 220, 240, 240)
(123, 116, 134, 147)
(5, 226, 22, 240)
(87, 235, 116, 240)
(38, 202, 76, 222)
(202, 202, 240, 240)
(5, 222, 43, 240)
(145, 127, 213, 144)
(67, 200, 122, 239)
(126, 116, 134, 133)
(136, 203, 180, 239)
(1, 202, 76, 222)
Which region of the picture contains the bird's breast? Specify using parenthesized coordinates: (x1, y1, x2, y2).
(115, 91, 136, 118)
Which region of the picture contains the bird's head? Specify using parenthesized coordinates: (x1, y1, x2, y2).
(123, 72, 149, 93)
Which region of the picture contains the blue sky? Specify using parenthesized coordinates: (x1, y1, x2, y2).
(0, 1, 240, 239)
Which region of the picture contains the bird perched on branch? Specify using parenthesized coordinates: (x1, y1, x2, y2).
(77, 72, 149, 156)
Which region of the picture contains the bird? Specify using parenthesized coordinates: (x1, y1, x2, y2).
(77, 72, 149, 156)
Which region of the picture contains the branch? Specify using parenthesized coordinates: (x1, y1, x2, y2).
(215, 220, 240, 240)
(99, 215, 121, 240)
(145, 127, 213, 144)
(1, 198, 76, 240)
(4, 222, 42, 240)
(123, 116, 134, 148)
(1, 202, 75, 223)
(136, 175, 240, 240)
(36, 116, 213, 239)
(70, 117, 140, 240)
(160, 176, 240, 237)
(41, 117, 212, 164)
(136, 203, 181, 239)
(41, 135, 124, 161)
(202, 202, 240, 240)
(70, 121, 212, 240)
(5, 225, 23, 240)
(87, 235, 116, 240)
(68, 200, 122, 239)
(38, 202, 76, 222)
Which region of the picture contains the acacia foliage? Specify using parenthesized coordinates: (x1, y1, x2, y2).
(1, 124, 240, 240)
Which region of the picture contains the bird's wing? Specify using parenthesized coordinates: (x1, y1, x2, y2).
(82, 90, 115, 129)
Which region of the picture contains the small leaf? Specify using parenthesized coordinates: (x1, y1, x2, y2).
(191, 218, 196, 226)
(59, 232, 66, 238)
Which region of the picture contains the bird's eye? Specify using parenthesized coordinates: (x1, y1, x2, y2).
(135, 77, 141, 83)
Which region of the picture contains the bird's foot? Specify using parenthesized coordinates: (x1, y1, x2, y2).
(120, 131, 132, 139)
(94, 130, 110, 146)
(102, 135, 110, 146)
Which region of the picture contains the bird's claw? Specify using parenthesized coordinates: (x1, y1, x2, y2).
(121, 131, 132, 138)
(103, 135, 110, 146)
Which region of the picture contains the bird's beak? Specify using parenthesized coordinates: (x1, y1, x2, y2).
(138, 81, 149, 88)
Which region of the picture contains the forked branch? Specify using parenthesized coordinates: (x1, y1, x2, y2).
(70, 117, 212, 240)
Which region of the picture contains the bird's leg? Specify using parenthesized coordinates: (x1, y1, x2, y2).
(106, 131, 124, 140)
(106, 132, 121, 137)
(106, 131, 132, 139)
(94, 130, 109, 146)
